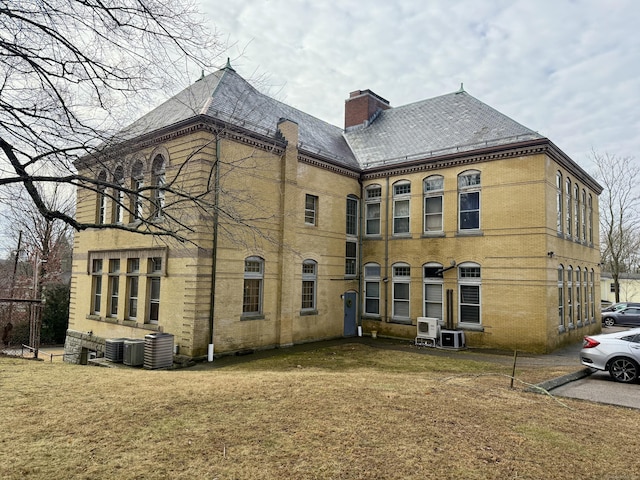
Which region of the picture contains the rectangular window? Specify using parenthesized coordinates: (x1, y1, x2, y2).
(392, 265, 411, 320)
(91, 259, 103, 315)
(147, 257, 162, 324)
(364, 264, 381, 316)
(345, 241, 357, 276)
(459, 265, 481, 324)
(243, 258, 263, 315)
(558, 267, 564, 327)
(424, 196, 443, 232)
(126, 258, 140, 320)
(424, 283, 443, 320)
(301, 261, 317, 311)
(393, 183, 411, 235)
(108, 259, 120, 317)
(305, 194, 318, 225)
(459, 192, 479, 230)
(346, 197, 358, 236)
(365, 187, 381, 236)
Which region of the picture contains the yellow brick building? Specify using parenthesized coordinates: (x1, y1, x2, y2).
(65, 63, 601, 362)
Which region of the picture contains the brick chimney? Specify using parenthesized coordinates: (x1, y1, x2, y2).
(344, 89, 390, 129)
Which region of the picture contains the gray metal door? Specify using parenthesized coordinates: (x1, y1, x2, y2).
(343, 291, 357, 336)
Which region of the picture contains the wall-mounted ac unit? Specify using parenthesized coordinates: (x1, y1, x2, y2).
(416, 317, 439, 340)
(123, 339, 145, 366)
(440, 330, 465, 349)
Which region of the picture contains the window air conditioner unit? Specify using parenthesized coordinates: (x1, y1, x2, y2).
(416, 317, 439, 340)
(440, 329, 465, 349)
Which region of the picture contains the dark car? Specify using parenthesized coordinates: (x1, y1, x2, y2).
(602, 306, 640, 327)
(602, 302, 640, 313)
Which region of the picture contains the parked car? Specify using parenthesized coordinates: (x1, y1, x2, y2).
(601, 306, 640, 327)
(602, 302, 640, 313)
(581, 328, 640, 383)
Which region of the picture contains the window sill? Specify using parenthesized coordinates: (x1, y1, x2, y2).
(85, 314, 163, 332)
(457, 323, 484, 332)
(241, 314, 265, 321)
(364, 235, 383, 240)
(391, 233, 412, 239)
(422, 232, 445, 238)
(456, 230, 483, 237)
(300, 309, 318, 316)
(362, 315, 381, 321)
(389, 318, 412, 325)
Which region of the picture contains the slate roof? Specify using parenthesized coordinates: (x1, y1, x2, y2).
(344, 89, 544, 168)
(120, 66, 360, 170)
(120, 65, 543, 172)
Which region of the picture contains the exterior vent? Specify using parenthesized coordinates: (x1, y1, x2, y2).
(123, 339, 145, 367)
(144, 333, 174, 369)
(440, 330, 465, 349)
(415, 317, 439, 347)
(105, 338, 126, 362)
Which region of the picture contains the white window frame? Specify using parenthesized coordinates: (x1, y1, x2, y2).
(423, 263, 443, 321)
(556, 172, 563, 234)
(147, 257, 162, 324)
(392, 263, 411, 321)
(567, 265, 573, 326)
(346, 195, 358, 236)
(574, 184, 580, 241)
(243, 256, 264, 317)
(91, 259, 103, 315)
(423, 176, 444, 233)
(458, 170, 481, 231)
(131, 160, 144, 222)
(126, 258, 140, 320)
(364, 263, 381, 316)
(558, 265, 565, 328)
(152, 155, 166, 220)
(301, 260, 317, 312)
(576, 267, 582, 324)
(113, 166, 125, 224)
(365, 185, 382, 236)
(108, 259, 120, 317)
(458, 262, 481, 325)
(97, 170, 107, 225)
(305, 194, 318, 226)
(565, 179, 572, 238)
(392, 181, 411, 235)
(345, 241, 357, 277)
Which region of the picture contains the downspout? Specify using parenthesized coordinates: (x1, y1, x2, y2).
(384, 176, 390, 322)
(208, 137, 221, 362)
(358, 176, 364, 336)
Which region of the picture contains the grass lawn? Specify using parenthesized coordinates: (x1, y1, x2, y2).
(1, 342, 637, 479)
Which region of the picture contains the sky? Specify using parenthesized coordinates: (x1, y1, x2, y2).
(200, 0, 640, 172)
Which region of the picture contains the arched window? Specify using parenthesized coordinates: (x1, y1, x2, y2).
(97, 170, 107, 224)
(573, 184, 580, 240)
(364, 263, 381, 316)
(588, 194, 593, 244)
(243, 256, 264, 316)
(458, 262, 481, 324)
(392, 263, 411, 321)
(423, 263, 443, 320)
(581, 189, 587, 242)
(131, 160, 144, 222)
(458, 170, 481, 231)
(424, 175, 444, 233)
(301, 260, 317, 311)
(565, 179, 572, 237)
(152, 154, 166, 219)
(113, 165, 125, 224)
(365, 185, 382, 236)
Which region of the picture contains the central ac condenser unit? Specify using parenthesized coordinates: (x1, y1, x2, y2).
(123, 339, 145, 366)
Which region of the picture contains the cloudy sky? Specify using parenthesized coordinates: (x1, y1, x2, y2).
(201, 0, 639, 172)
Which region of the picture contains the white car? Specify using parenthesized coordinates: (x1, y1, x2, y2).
(580, 328, 640, 383)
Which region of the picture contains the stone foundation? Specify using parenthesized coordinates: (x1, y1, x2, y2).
(64, 329, 106, 364)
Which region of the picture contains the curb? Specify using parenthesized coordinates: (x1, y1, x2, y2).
(527, 367, 594, 393)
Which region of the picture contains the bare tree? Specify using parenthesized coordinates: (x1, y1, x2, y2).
(591, 150, 640, 302)
(0, 0, 225, 240)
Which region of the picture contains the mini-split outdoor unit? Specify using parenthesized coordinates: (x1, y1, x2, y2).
(440, 329, 465, 349)
(416, 317, 440, 341)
